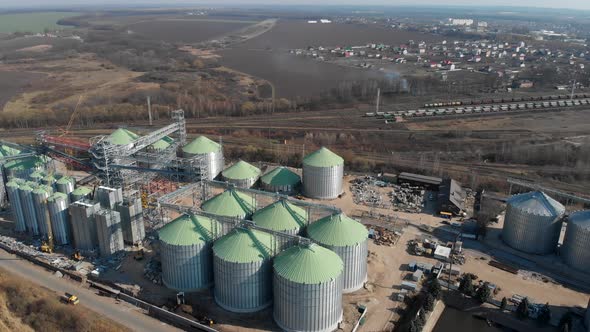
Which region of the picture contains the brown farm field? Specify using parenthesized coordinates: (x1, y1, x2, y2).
(128, 19, 256, 43)
(0, 71, 44, 110)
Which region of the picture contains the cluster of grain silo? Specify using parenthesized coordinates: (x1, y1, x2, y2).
(95, 209, 124, 256)
(307, 212, 369, 293)
(252, 199, 307, 236)
(201, 188, 256, 219)
(222, 160, 261, 188)
(273, 243, 344, 332)
(260, 166, 301, 194)
(302, 147, 344, 200)
(116, 197, 144, 245)
(501, 191, 565, 254)
(182, 136, 224, 180)
(159, 214, 222, 291)
(213, 228, 276, 313)
(562, 211, 590, 273)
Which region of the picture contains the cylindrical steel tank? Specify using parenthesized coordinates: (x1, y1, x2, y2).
(56, 176, 75, 198)
(42, 173, 58, 189)
(213, 228, 276, 313)
(201, 189, 256, 219)
(562, 211, 590, 273)
(306, 213, 368, 293)
(6, 179, 26, 232)
(47, 192, 71, 245)
(32, 185, 52, 237)
(182, 136, 224, 180)
(252, 199, 307, 236)
(159, 214, 222, 291)
(71, 186, 92, 202)
(502, 191, 565, 254)
(302, 147, 344, 200)
(29, 170, 45, 183)
(273, 243, 343, 332)
(260, 166, 301, 195)
(18, 182, 39, 235)
(222, 160, 261, 188)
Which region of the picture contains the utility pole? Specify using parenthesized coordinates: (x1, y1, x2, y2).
(376, 88, 381, 113)
(571, 78, 576, 100)
(147, 96, 153, 126)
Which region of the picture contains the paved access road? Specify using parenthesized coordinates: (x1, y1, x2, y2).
(0, 249, 179, 332)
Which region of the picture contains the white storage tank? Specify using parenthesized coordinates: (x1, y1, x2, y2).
(6, 179, 26, 232)
(273, 243, 344, 332)
(159, 214, 222, 291)
(222, 160, 261, 188)
(252, 199, 307, 236)
(182, 136, 224, 180)
(19, 182, 39, 235)
(306, 213, 368, 293)
(562, 211, 590, 273)
(260, 166, 301, 194)
(47, 192, 71, 245)
(501, 191, 565, 254)
(32, 185, 52, 237)
(213, 228, 276, 313)
(302, 147, 344, 200)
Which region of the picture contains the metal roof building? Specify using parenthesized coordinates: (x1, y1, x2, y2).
(306, 213, 368, 293)
(222, 160, 261, 188)
(273, 243, 344, 332)
(213, 228, 276, 313)
(201, 189, 256, 219)
(501, 191, 565, 254)
(159, 214, 222, 291)
(398, 172, 443, 190)
(182, 136, 224, 180)
(302, 147, 344, 200)
(438, 178, 466, 215)
(260, 166, 301, 195)
(562, 211, 590, 274)
(252, 199, 307, 236)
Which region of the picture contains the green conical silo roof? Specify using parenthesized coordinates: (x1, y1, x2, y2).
(260, 167, 301, 186)
(19, 183, 34, 191)
(32, 185, 51, 195)
(107, 128, 140, 145)
(213, 228, 275, 263)
(30, 170, 45, 179)
(48, 192, 68, 202)
(43, 173, 57, 183)
(303, 147, 343, 167)
(0, 144, 21, 157)
(150, 136, 174, 150)
(6, 179, 20, 189)
(252, 199, 307, 232)
(273, 243, 343, 284)
(307, 213, 368, 247)
(4, 156, 46, 171)
(72, 186, 92, 196)
(159, 214, 220, 246)
(201, 189, 256, 217)
(56, 176, 74, 185)
(222, 160, 261, 180)
(182, 136, 221, 154)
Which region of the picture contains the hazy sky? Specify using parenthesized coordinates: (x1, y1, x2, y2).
(0, 0, 589, 10)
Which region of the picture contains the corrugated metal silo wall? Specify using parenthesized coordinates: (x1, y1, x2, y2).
(116, 199, 145, 244)
(261, 183, 295, 195)
(303, 164, 343, 199)
(213, 256, 272, 313)
(69, 203, 99, 251)
(273, 274, 343, 332)
(329, 240, 368, 293)
(161, 242, 213, 291)
(56, 181, 74, 198)
(226, 177, 257, 189)
(501, 204, 562, 254)
(562, 221, 590, 274)
(7, 185, 26, 232)
(48, 196, 71, 245)
(184, 150, 224, 180)
(19, 188, 39, 235)
(96, 210, 124, 257)
(32, 191, 51, 237)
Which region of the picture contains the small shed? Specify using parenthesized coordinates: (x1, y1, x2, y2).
(434, 245, 452, 261)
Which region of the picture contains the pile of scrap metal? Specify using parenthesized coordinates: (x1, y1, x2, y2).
(350, 176, 384, 207)
(370, 226, 399, 246)
(388, 183, 425, 213)
(143, 257, 162, 285)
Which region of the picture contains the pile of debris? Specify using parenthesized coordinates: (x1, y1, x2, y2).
(350, 176, 384, 207)
(144, 257, 162, 285)
(0, 235, 76, 270)
(370, 227, 400, 246)
(388, 183, 425, 213)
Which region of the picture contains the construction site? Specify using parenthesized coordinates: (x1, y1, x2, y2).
(0, 108, 589, 332)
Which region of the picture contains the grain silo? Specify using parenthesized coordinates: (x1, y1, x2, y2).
(159, 214, 222, 291)
(47, 192, 71, 245)
(6, 179, 26, 232)
(29, 170, 45, 183)
(213, 228, 276, 313)
(182, 136, 224, 180)
(32, 185, 52, 237)
(252, 199, 307, 236)
(222, 160, 261, 188)
(115, 197, 144, 244)
(501, 191, 565, 254)
(4, 156, 46, 180)
(56, 176, 75, 198)
(302, 147, 344, 200)
(273, 243, 343, 332)
(42, 173, 57, 188)
(69, 199, 101, 251)
(562, 211, 590, 273)
(95, 209, 124, 256)
(71, 186, 92, 202)
(19, 182, 39, 235)
(306, 213, 368, 293)
(97, 186, 123, 209)
(201, 188, 256, 219)
(260, 166, 301, 194)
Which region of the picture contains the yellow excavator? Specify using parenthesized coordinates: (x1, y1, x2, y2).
(39, 205, 54, 253)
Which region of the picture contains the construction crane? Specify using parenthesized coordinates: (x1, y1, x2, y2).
(59, 94, 85, 137)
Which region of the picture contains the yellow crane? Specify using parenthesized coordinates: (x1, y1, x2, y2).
(59, 94, 85, 137)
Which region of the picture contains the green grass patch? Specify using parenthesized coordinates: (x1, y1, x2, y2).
(0, 12, 81, 34)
